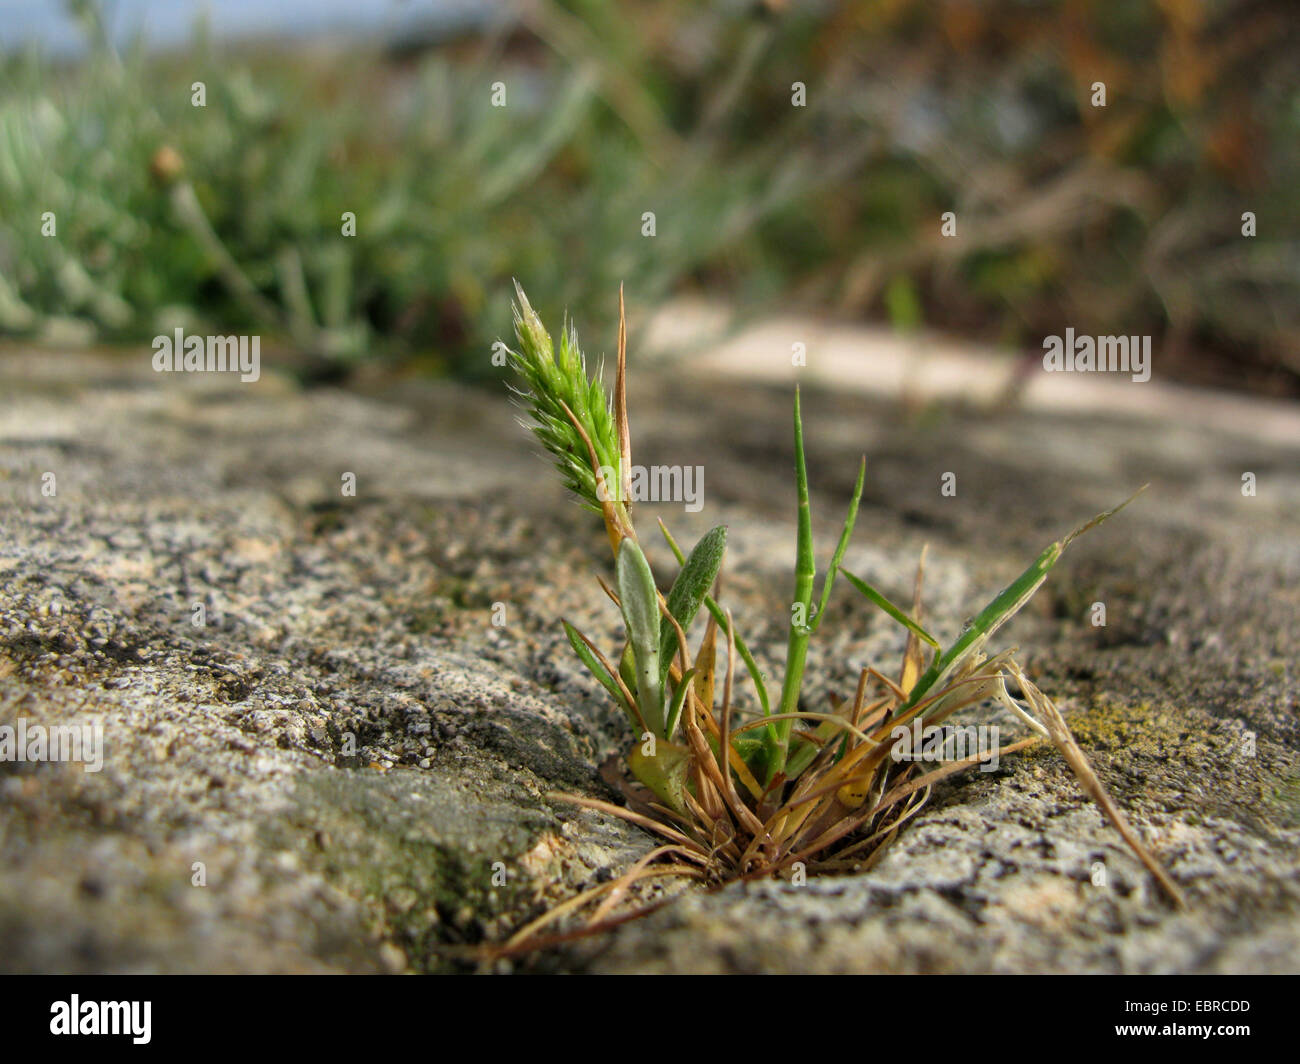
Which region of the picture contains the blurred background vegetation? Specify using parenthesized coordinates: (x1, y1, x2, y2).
(1, 0, 1296, 393)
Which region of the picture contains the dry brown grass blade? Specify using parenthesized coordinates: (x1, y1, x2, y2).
(772, 742, 890, 845)
(549, 792, 701, 849)
(677, 780, 716, 831)
(917, 680, 1004, 731)
(787, 787, 856, 858)
(692, 702, 765, 803)
(681, 704, 731, 824)
(848, 668, 869, 734)
(717, 606, 738, 806)
(729, 711, 879, 747)
(496, 864, 702, 956)
(783, 727, 853, 805)
(717, 609, 757, 828)
(657, 593, 694, 687)
(694, 613, 718, 718)
(886, 660, 1016, 731)
(727, 747, 766, 804)
(781, 758, 881, 818)
(786, 802, 879, 867)
(825, 719, 904, 809)
(764, 772, 831, 853)
(595, 573, 620, 609)
(732, 709, 886, 854)
(685, 676, 765, 838)
(677, 779, 743, 864)
(824, 668, 1030, 814)
(475, 891, 682, 961)
(822, 785, 932, 865)
(682, 758, 724, 825)
(1020, 675, 1188, 909)
(787, 766, 929, 864)
(899, 546, 929, 694)
(869, 667, 909, 703)
(856, 696, 893, 734)
(587, 843, 702, 926)
(875, 736, 1042, 813)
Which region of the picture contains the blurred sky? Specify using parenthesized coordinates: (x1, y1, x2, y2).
(0, 0, 499, 55)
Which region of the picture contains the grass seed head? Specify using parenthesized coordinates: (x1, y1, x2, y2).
(505, 281, 623, 518)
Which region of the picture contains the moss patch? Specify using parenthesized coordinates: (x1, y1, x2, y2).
(1042, 699, 1296, 835)
(262, 762, 598, 972)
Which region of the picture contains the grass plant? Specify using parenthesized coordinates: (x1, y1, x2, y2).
(500, 283, 1186, 953)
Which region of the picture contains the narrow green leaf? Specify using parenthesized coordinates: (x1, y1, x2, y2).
(616, 538, 664, 735)
(562, 621, 637, 729)
(772, 385, 816, 779)
(902, 543, 1060, 714)
(784, 733, 821, 780)
(811, 455, 866, 633)
(664, 667, 697, 742)
(841, 570, 941, 649)
(658, 524, 728, 681)
(902, 487, 1147, 713)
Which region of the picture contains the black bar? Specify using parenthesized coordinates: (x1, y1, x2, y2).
(2, 975, 1291, 1052)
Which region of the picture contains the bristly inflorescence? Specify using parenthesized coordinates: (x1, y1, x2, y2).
(504, 281, 623, 515)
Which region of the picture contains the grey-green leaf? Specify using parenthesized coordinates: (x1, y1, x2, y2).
(616, 538, 664, 735)
(658, 524, 728, 680)
(659, 520, 770, 720)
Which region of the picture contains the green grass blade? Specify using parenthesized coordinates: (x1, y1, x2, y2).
(562, 620, 638, 730)
(658, 524, 728, 683)
(902, 487, 1147, 713)
(840, 570, 941, 649)
(811, 455, 866, 633)
(664, 667, 698, 742)
(902, 543, 1061, 713)
(772, 385, 816, 779)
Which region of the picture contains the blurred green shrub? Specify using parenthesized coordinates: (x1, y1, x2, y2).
(0, 2, 835, 376)
(0, 0, 1295, 391)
